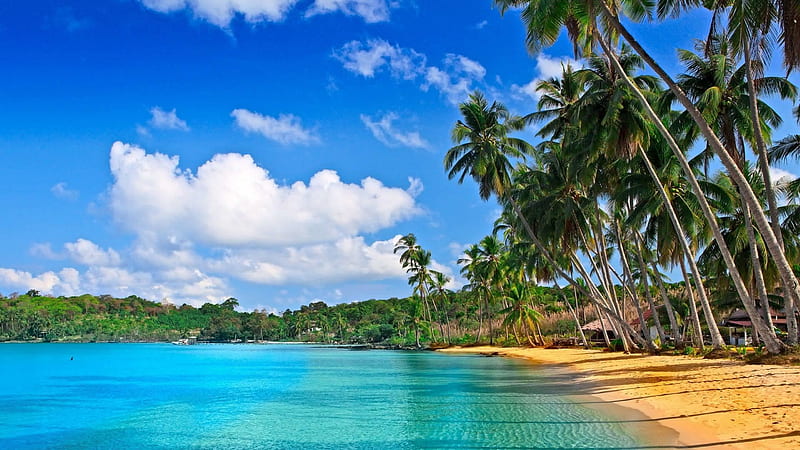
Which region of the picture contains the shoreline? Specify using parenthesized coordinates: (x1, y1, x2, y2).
(438, 346, 800, 449)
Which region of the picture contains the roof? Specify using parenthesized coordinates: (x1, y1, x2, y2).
(723, 309, 788, 327)
(581, 319, 616, 332)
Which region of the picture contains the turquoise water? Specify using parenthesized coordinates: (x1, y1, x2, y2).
(0, 344, 665, 448)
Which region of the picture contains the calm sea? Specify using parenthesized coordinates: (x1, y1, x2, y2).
(0, 344, 674, 449)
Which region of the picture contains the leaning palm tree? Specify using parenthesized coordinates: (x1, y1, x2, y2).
(495, 0, 793, 353)
(445, 91, 647, 349)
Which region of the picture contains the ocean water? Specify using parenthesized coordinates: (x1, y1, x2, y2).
(0, 344, 671, 449)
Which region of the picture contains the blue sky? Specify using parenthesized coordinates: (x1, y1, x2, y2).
(0, 1, 797, 312)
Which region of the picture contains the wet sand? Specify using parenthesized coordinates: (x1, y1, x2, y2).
(439, 346, 800, 449)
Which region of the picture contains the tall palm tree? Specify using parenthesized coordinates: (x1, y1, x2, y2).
(445, 91, 647, 349)
(496, 0, 794, 352)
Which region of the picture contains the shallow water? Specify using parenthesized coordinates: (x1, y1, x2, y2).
(0, 344, 673, 448)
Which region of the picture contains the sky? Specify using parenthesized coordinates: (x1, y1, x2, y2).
(0, 0, 798, 313)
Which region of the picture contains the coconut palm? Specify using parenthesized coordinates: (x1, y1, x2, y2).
(500, 282, 543, 346)
(495, 0, 794, 352)
(446, 90, 647, 349)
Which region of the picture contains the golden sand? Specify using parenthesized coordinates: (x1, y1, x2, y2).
(438, 346, 800, 449)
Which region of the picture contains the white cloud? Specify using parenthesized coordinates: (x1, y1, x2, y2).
(31, 243, 60, 259)
(2, 141, 428, 304)
(770, 166, 798, 184)
(306, 0, 395, 23)
(139, 0, 397, 27)
(231, 109, 319, 145)
(335, 40, 485, 105)
(0, 263, 228, 306)
(360, 112, 429, 148)
(511, 53, 583, 100)
(209, 235, 406, 285)
(51, 182, 79, 201)
(108, 142, 422, 248)
(139, 0, 300, 28)
(448, 242, 468, 258)
(333, 39, 425, 79)
(445, 54, 486, 80)
(149, 107, 190, 131)
(0, 268, 80, 295)
(475, 20, 488, 30)
(136, 125, 151, 137)
(64, 239, 122, 267)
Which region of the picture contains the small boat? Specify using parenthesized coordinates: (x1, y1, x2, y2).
(172, 337, 197, 346)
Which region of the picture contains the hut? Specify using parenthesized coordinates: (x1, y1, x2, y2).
(722, 309, 790, 346)
(581, 318, 617, 344)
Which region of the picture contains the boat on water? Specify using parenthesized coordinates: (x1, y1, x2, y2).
(171, 336, 197, 346)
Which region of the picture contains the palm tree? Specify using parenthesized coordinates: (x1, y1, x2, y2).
(446, 91, 648, 349)
(495, 0, 792, 352)
(430, 271, 453, 344)
(500, 282, 543, 346)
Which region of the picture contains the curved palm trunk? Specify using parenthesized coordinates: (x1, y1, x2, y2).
(571, 254, 636, 351)
(557, 280, 590, 348)
(634, 145, 724, 347)
(743, 44, 799, 344)
(679, 257, 705, 349)
(614, 226, 656, 349)
(633, 232, 668, 348)
(507, 198, 646, 348)
(601, 6, 799, 351)
(651, 265, 682, 347)
(594, 31, 780, 352)
(743, 199, 774, 338)
(596, 305, 613, 348)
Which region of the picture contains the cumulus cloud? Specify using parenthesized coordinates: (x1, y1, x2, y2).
(511, 53, 583, 100)
(149, 107, 190, 131)
(51, 182, 79, 201)
(360, 112, 429, 148)
(2, 142, 428, 305)
(0, 268, 80, 295)
(138, 0, 300, 27)
(306, 0, 396, 23)
(335, 39, 485, 105)
(108, 142, 421, 248)
(232, 109, 319, 145)
(64, 239, 122, 267)
(208, 235, 405, 285)
(0, 264, 227, 306)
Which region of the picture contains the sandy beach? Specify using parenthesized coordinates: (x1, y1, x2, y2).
(439, 346, 800, 449)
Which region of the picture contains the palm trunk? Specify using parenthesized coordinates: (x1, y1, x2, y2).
(601, 6, 800, 351)
(596, 305, 613, 348)
(613, 227, 655, 349)
(633, 232, 668, 348)
(507, 197, 646, 348)
(571, 255, 636, 351)
(743, 199, 775, 339)
(558, 280, 590, 348)
(651, 265, 682, 347)
(475, 291, 483, 344)
(743, 43, 799, 344)
(486, 296, 494, 345)
(679, 257, 705, 349)
(594, 31, 773, 352)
